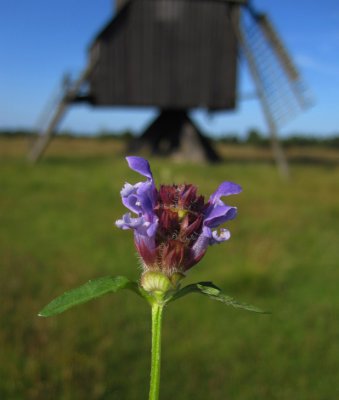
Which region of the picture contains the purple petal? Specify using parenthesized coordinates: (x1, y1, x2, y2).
(116, 212, 158, 238)
(136, 180, 157, 215)
(121, 183, 136, 197)
(209, 182, 242, 204)
(122, 157, 157, 220)
(121, 181, 153, 215)
(192, 226, 231, 258)
(122, 191, 141, 214)
(126, 156, 153, 180)
(115, 213, 144, 230)
(191, 231, 210, 260)
(146, 219, 158, 237)
(204, 205, 238, 228)
(211, 228, 231, 243)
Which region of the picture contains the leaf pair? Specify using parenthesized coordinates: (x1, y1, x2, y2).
(38, 276, 268, 317)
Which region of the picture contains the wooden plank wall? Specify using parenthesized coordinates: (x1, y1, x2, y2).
(89, 0, 239, 110)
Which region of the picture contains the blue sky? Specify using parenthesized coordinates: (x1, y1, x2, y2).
(0, 0, 338, 138)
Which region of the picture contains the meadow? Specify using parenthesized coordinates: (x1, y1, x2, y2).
(1, 137, 338, 399)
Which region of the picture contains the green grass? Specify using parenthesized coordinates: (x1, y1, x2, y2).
(1, 142, 339, 399)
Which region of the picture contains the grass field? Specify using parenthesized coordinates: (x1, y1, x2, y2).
(1, 137, 339, 399)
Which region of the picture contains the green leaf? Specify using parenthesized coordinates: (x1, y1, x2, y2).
(39, 276, 140, 317)
(171, 281, 268, 314)
(197, 283, 268, 313)
(169, 281, 217, 302)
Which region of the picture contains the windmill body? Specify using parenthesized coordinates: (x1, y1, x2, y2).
(88, 0, 238, 110)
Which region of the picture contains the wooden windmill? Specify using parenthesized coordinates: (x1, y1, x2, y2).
(28, 0, 310, 177)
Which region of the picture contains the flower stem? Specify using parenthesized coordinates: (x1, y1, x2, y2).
(149, 302, 164, 400)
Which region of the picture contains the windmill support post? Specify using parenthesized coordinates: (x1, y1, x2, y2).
(260, 102, 290, 180)
(128, 109, 221, 163)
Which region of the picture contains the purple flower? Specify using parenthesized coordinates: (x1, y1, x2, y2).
(116, 156, 241, 278)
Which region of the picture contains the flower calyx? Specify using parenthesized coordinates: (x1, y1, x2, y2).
(140, 271, 185, 304)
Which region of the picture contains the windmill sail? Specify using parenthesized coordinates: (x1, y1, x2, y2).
(257, 14, 299, 82)
(241, 10, 311, 128)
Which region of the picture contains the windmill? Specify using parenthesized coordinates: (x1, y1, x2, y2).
(28, 0, 310, 178)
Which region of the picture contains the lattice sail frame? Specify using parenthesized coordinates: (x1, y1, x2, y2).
(240, 9, 311, 128)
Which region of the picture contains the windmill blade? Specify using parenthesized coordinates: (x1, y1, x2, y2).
(232, 8, 290, 179)
(240, 8, 311, 128)
(256, 13, 311, 111)
(257, 14, 299, 82)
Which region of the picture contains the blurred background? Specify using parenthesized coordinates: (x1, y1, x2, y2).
(1, 0, 338, 399)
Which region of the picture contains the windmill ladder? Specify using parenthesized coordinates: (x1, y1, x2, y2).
(27, 59, 97, 163)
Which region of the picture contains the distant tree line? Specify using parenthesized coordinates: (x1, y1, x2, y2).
(1, 128, 339, 148)
(0, 129, 134, 141)
(217, 128, 339, 148)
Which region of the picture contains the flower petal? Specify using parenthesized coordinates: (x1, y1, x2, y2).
(115, 213, 144, 230)
(204, 205, 238, 228)
(115, 212, 158, 237)
(191, 226, 211, 260)
(121, 182, 136, 197)
(211, 228, 231, 243)
(126, 156, 153, 180)
(121, 182, 157, 221)
(136, 180, 157, 216)
(192, 225, 231, 258)
(121, 188, 141, 214)
(209, 182, 242, 204)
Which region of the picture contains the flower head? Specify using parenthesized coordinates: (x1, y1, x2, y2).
(116, 157, 241, 284)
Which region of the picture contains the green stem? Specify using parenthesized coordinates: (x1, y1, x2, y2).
(149, 302, 164, 400)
